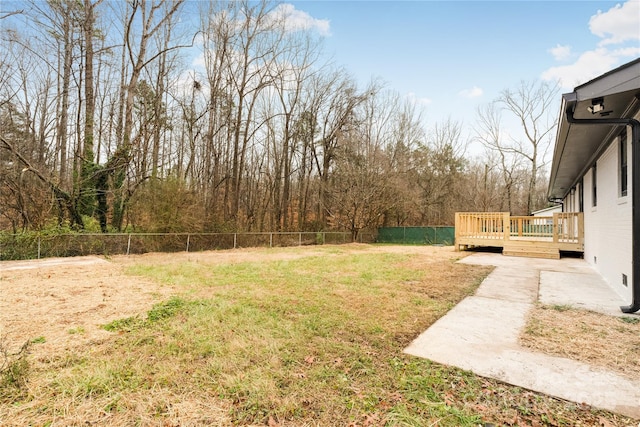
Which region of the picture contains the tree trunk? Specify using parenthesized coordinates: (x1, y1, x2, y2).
(80, 0, 98, 224)
(56, 15, 72, 190)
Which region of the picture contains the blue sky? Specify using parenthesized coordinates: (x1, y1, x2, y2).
(283, 0, 640, 145)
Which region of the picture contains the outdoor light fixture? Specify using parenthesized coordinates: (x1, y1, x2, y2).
(588, 98, 605, 114)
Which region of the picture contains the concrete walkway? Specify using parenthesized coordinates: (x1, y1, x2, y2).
(404, 252, 640, 419)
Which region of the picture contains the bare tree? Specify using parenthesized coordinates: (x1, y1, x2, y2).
(49, 0, 75, 191)
(103, 0, 185, 231)
(1, 135, 83, 228)
(268, 29, 320, 231)
(380, 98, 425, 226)
(328, 129, 392, 241)
(476, 80, 558, 214)
(408, 118, 467, 225)
(458, 159, 503, 213)
(474, 102, 526, 213)
(307, 71, 379, 228)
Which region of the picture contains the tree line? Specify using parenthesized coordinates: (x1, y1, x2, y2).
(0, 0, 558, 239)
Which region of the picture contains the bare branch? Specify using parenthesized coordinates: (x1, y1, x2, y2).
(0, 10, 23, 20)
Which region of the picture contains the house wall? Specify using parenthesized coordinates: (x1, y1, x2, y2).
(576, 126, 633, 301)
(531, 206, 562, 217)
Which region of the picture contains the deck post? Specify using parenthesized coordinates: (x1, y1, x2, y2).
(454, 212, 460, 251)
(518, 218, 523, 237)
(553, 214, 559, 243)
(577, 213, 584, 245)
(503, 212, 510, 241)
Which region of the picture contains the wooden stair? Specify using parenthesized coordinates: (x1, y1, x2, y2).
(503, 243, 560, 259)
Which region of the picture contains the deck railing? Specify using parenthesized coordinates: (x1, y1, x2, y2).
(455, 211, 584, 249)
(455, 212, 509, 241)
(510, 216, 551, 238)
(553, 212, 584, 243)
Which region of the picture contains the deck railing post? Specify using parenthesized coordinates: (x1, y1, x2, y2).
(454, 213, 460, 250)
(578, 212, 584, 245)
(503, 212, 510, 241)
(553, 214, 559, 243)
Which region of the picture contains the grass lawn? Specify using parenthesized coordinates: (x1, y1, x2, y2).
(1, 244, 637, 426)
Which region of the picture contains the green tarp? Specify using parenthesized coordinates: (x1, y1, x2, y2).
(377, 227, 455, 245)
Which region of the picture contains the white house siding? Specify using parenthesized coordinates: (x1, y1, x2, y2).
(581, 129, 632, 302)
(532, 205, 562, 216)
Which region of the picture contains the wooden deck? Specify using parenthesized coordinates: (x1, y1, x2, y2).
(455, 212, 584, 259)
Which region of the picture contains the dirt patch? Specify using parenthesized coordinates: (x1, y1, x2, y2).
(0, 256, 175, 361)
(520, 304, 640, 381)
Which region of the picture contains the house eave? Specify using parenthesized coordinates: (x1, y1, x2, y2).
(547, 58, 640, 201)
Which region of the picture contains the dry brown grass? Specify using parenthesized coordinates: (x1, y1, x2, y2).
(520, 304, 640, 381)
(2, 386, 231, 426)
(0, 256, 176, 361)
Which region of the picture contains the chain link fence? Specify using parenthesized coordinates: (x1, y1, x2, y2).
(0, 231, 377, 261)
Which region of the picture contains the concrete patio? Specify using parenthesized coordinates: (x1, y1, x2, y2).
(404, 252, 640, 419)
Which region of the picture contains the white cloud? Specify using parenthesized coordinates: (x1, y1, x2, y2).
(458, 86, 483, 99)
(405, 92, 432, 107)
(542, 1, 640, 90)
(192, 52, 205, 68)
(589, 1, 640, 46)
(549, 44, 572, 61)
(270, 4, 331, 37)
(541, 46, 640, 89)
(172, 69, 209, 99)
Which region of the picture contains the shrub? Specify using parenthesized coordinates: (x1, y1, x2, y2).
(0, 339, 31, 402)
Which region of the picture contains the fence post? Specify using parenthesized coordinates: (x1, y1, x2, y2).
(127, 234, 131, 255)
(233, 233, 237, 249)
(270, 233, 273, 248)
(299, 233, 302, 246)
(37, 236, 41, 259)
(186, 234, 190, 252)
